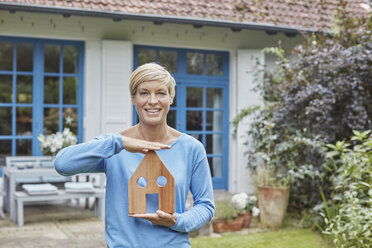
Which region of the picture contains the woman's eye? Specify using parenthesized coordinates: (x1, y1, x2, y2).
(139, 92, 148, 96)
(157, 92, 166, 95)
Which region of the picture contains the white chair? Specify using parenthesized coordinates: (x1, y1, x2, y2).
(0, 190, 5, 219)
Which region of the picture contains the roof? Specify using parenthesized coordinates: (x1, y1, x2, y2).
(0, 0, 370, 33)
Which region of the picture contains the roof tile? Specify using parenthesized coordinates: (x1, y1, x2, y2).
(0, 0, 370, 31)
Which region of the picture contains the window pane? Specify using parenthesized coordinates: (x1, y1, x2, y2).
(17, 43, 33, 71)
(63, 77, 77, 104)
(0, 107, 12, 135)
(206, 134, 223, 154)
(171, 86, 177, 107)
(0, 42, 13, 71)
(16, 139, 32, 156)
(186, 111, 202, 130)
(0, 75, 12, 103)
(44, 108, 59, 135)
(206, 54, 223, 76)
(159, 50, 177, 73)
(186, 52, 203, 75)
(16, 107, 32, 136)
(167, 110, 176, 128)
(187, 87, 203, 107)
(44, 77, 59, 104)
(44, 44, 60, 73)
(17, 75, 33, 103)
(207, 88, 223, 108)
(208, 157, 222, 178)
(0, 140, 12, 158)
(63, 108, 77, 135)
(63, 45, 79, 73)
(138, 49, 156, 66)
(206, 111, 223, 131)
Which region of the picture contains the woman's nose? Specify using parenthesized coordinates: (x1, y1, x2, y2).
(148, 93, 158, 104)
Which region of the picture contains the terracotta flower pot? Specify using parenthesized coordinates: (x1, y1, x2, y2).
(212, 217, 244, 233)
(258, 186, 289, 229)
(240, 213, 252, 228)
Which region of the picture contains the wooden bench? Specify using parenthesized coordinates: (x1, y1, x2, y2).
(14, 189, 105, 227)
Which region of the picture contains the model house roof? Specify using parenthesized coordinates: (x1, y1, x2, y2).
(0, 0, 370, 33)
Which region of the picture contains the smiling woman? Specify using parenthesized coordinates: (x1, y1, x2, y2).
(54, 63, 215, 248)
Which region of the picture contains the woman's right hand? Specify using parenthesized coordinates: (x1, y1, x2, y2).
(121, 135, 171, 154)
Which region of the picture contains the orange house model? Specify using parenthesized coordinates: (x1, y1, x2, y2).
(128, 150, 175, 214)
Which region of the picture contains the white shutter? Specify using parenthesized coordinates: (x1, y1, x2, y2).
(101, 40, 133, 133)
(237, 50, 264, 112)
(234, 49, 264, 193)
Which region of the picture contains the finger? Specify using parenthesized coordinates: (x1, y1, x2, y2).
(140, 149, 149, 154)
(140, 145, 170, 153)
(154, 143, 172, 149)
(145, 143, 171, 150)
(144, 146, 161, 151)
(129, 213, 158, 218)
(156, 210, 169, 218)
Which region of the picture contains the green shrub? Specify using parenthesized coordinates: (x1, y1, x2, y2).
(214, 201, 240, 222)
(233, 4, 371, 210)
(319, 130, 372, 247)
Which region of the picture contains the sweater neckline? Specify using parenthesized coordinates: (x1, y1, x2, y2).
(169, 133, 185, 147)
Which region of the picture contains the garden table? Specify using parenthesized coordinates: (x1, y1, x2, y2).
(1, 166, 105, 223)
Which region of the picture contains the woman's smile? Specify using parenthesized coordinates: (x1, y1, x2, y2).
(145, 108, 161, 113)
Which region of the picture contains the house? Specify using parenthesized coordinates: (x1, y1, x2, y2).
(128, 150, 175, 214)
(0, 0, 369, 192)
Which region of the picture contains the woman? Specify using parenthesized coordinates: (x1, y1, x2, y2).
(55, 63, 215, 247)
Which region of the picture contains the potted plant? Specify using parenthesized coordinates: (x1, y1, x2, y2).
(233, 104, 292, 229)
(212, 200, 244, 233)
(230, 193, 260, 228)
(255, 167, 290, 229)
(37, 128, 78, 156)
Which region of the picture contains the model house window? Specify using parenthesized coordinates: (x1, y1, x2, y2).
(0, 37, 84, 161)
(135, 46, 229, 189)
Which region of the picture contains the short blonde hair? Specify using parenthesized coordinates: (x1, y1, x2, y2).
(129, 63, 176, 98)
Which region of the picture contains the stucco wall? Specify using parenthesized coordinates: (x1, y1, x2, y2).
(0, 10, 304, 193)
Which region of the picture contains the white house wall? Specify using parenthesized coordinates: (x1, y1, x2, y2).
(0, 10, 303, 193)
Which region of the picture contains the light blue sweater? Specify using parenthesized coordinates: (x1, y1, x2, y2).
(54, 133, 215, 248)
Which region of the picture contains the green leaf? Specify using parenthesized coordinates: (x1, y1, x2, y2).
(326, 151, 340, 158)
(326, 144, 338, 150)
(359, 182, 371, 188)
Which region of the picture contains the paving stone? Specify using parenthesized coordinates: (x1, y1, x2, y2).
(0, 189, 238, 245)
(0, 203, 106, 248)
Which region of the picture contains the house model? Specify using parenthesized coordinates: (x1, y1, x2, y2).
(128, 151, 175, 214)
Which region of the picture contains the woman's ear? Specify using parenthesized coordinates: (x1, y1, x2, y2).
(131, 96, 136, 105)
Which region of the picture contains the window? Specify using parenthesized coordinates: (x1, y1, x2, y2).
(0, 37, 84, 163)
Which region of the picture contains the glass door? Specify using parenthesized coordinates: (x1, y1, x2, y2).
(134, 45, 229, 189)
(184, 85, 226, 186)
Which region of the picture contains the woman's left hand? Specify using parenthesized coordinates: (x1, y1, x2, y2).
(129, 210, 177, 227)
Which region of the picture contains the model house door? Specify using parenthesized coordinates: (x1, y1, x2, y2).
(134, 46, 229, 190)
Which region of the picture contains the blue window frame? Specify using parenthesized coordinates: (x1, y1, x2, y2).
(133, 45, 229, 190)
(0, 36, 84, 166)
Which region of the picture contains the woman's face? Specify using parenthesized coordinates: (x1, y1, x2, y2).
(132, 81, 173, 127)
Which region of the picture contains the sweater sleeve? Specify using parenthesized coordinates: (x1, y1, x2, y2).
(170, 156, 215, 232)
(54, 133, 124, 176)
